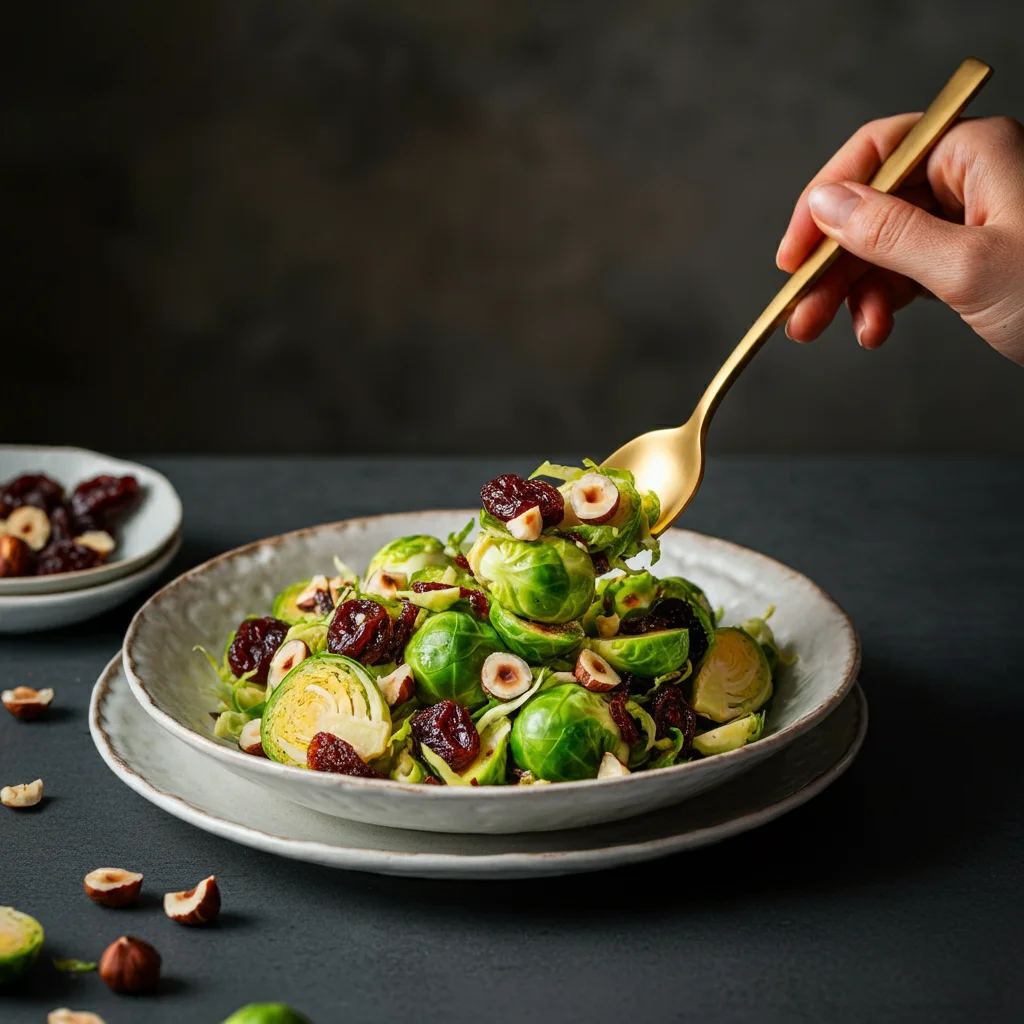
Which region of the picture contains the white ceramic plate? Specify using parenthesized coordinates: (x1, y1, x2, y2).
(0, 532, 181, 633)
(0, 445, 182, 595)
(123, 511, 860, 834)
(94, 652, 867, 879)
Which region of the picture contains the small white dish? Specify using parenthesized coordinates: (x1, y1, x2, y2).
(93, 653, 867, 879)
(123, 511, 860, 834)
(0, 445, 182, 595)
(0, 531, 181, 633)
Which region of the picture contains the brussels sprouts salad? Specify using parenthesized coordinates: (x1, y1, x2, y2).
(197, 461, 786, 786)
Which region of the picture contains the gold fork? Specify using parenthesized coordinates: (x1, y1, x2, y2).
(602, 57, 992, 535)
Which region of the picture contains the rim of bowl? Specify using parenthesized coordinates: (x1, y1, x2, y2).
(0, 445, 183, 591)
(123, 510, 861, 800)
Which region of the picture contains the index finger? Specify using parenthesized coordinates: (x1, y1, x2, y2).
(776, 113, 922, 273)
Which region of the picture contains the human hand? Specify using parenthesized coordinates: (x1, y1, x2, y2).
(776, 114, 1024, 366)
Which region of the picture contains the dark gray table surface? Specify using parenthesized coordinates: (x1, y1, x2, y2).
(3, 456, 1023, 1024)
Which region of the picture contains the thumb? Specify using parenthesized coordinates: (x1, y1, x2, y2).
(807, 181, 974, 306)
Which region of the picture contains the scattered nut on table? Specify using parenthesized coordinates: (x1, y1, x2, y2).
(2, 685, 54, 720)
(164, 874, 221, 925)
(1, 779, 43, 808)
(84, 867, 144, 907)
(98, 936, 161, 993)
(49, 1010, 107, 1024)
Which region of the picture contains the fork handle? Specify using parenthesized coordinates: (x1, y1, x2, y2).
(693, 57, 992, 429)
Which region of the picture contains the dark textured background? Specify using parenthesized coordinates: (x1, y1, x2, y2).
(2, 2, 1022, 456)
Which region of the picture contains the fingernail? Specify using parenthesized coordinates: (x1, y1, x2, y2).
(784, 317, 795, 340)
(808, 183, 860, 229)
(852, 311, 866, 347)
(775, 239, 786, 269)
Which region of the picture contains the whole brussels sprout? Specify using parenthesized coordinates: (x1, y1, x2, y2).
(588, 628, 689, 677)
(489, 601, 584, 663)
(690, 627, 773, 723)
(468, 534, 595, 624)
(0, 906, 44, 985)
(366, 535, 448, 578)
(510, 683, 627, 782)
(221, 1004, 312, 1024)
(404, 610, 504, 709)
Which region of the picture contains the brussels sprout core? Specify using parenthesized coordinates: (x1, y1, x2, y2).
(690, 628, 773, 723)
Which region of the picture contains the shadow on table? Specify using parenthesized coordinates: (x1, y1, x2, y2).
(287, 659, 1019, 919)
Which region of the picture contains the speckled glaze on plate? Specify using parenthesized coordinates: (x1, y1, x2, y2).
(93, 652, 867, 879)
(122, 511, 861, 834)
(0, 445, 183, 595)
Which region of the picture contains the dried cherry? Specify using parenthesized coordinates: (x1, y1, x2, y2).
(650, 685, 697, 755)
(410, 581, 489, 618)
(0, 473, 65, 516)
(312, 589, 335, 616)
(35, 540, 103, 575)
(453, 553, 474, 576)
(618, 597, 708, 665)
(608, 689, 639, 747)
(411, 701, 480, 773)
(383, 600, 419, 664)
(326, 599, 393, 665)
(481, 474, 564, 527)
(227, 616, 288, 684)
(306, 731, 384, 778)
(69, 475, 141, 530)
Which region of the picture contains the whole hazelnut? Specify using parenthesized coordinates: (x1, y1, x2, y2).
(0, 535, 32, 577)
(98, 936, 161, 993)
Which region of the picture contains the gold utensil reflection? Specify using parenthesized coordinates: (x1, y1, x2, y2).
(603, 58, 992, 535)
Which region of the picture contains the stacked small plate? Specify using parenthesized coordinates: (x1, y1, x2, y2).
(0, 446, 182, 632)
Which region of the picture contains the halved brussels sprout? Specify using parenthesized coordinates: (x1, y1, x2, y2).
(658, 575, 714, 619)
(366, 535, 447, 578)
(468, 534, 595, 624)
(0, 906, 44, 985)
(489, 601, 584, 663)
(272, 579, 319, 626)
(602, 572, 659, 621)
(740, 608, 779, 674)
(404, 610, 504, 709)
(261, 653, 392, 765)
(588, 628, 689, 677)
(690, 627, 772, 723)
(221, 1005, 312, 1024)
(692, 711, 765, 756)
(510, 683, 627, 782)
(420, 717, 511, 786)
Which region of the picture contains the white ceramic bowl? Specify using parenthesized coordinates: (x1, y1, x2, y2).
(0, 532, 181, 633)
(123, 511, 860, 834)
(0, 445, 182, 595)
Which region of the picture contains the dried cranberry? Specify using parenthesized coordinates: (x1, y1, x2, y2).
(651, 685, 697, 755)
(590, 552, 610, 576)
(327, 599, 393, 665)
(47, 504, 75, 542)
(481, 474, 564, 527)
(410, 581, 489, 618)
(411, 701, 480, 773)
(312, 589, 334, 616)
(306, 732, 384, 778)
(69, 475, 141, 530)
(0, 474, 65, 516)
(422, 775, 441, 785)
(227, 616, 288, 684)
(454, 553, 474, 576)
(383, 600, 419, 664)
(35, 540, 103, 575)
(608, 690, 639, 747)
(619, 598, 708, 665)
